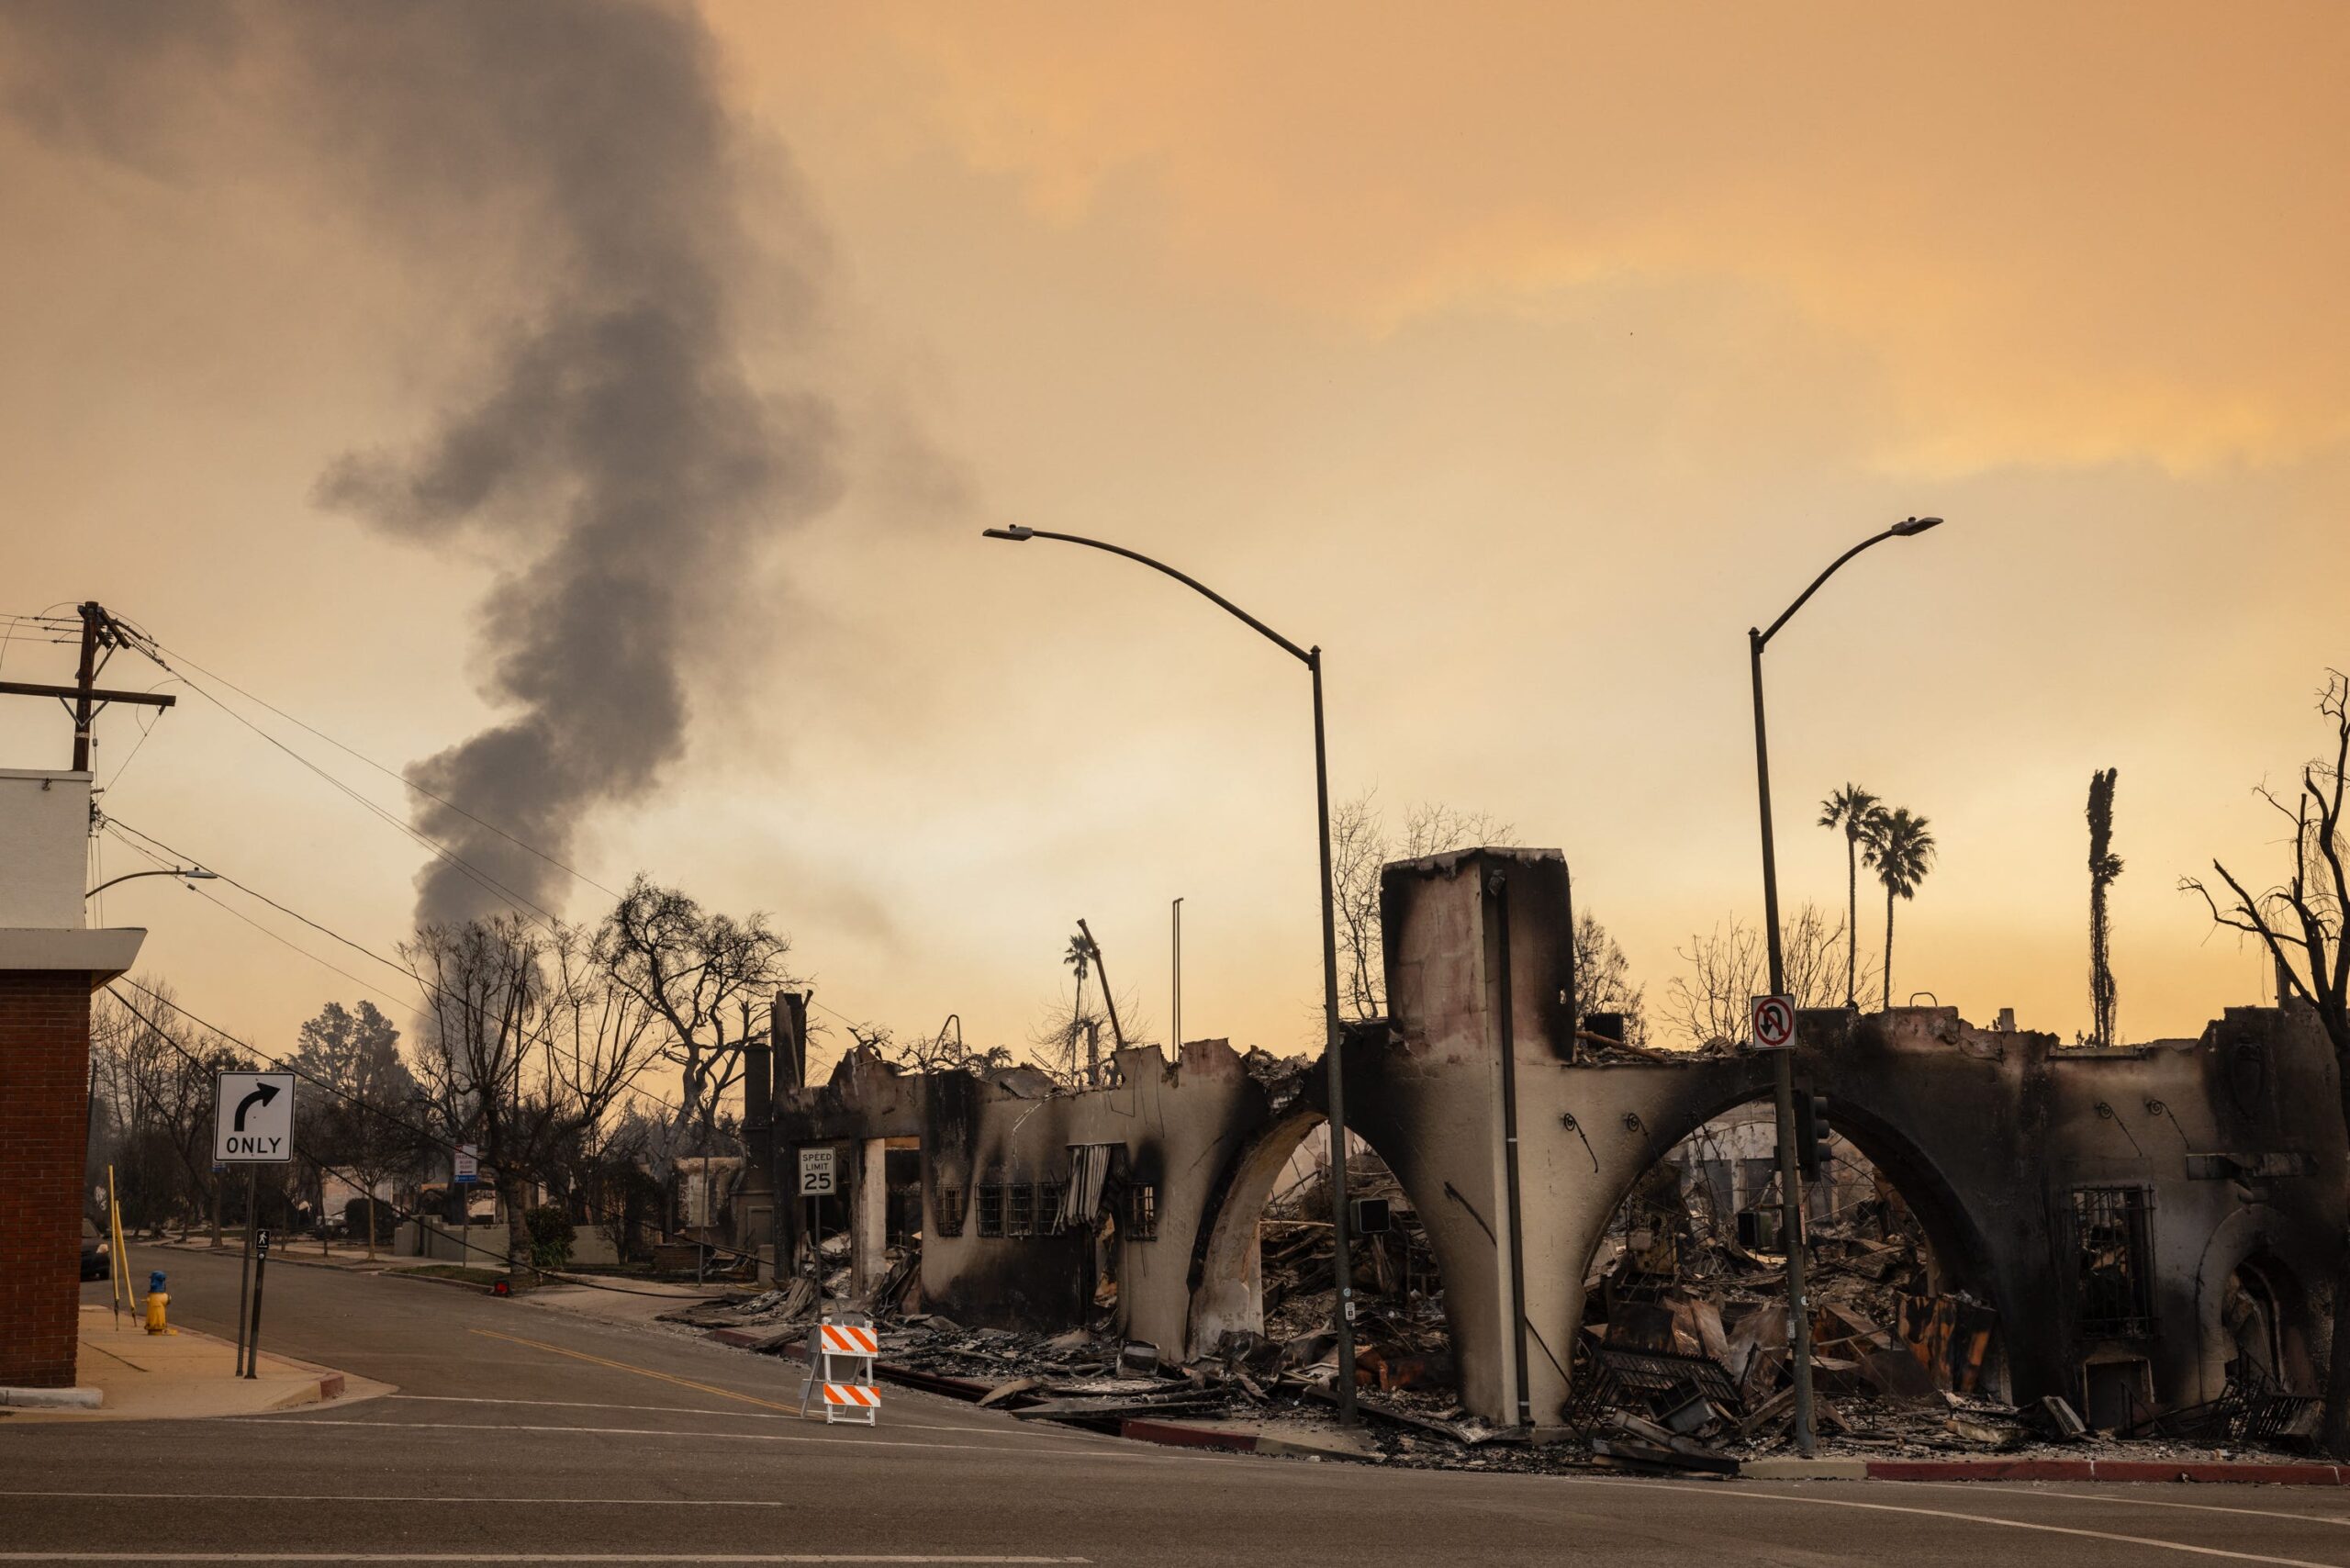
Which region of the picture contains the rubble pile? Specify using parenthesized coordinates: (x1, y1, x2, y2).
(666, 1141, 2312, 1474)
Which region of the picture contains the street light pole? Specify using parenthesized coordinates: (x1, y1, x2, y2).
(984, 524, 1360, 1425)
(85, 868, 219, 900)
(1748, 514, 1942, 1460)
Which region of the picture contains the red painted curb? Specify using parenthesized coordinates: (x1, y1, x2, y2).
(316, 1373, 344, 1401)
(1120, 1417, 1259, 1453)
(1866, 1458, 2347, 1485)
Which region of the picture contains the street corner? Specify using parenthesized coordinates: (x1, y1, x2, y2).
(0, 1305, 391, 1424)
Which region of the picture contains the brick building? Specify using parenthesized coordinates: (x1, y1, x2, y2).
(0, 768, 144, 1395)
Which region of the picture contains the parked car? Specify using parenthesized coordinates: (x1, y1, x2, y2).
(80, 1217, 109, 1282)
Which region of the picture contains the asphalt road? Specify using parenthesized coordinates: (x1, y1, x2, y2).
(5, 1245, 2347, 1565)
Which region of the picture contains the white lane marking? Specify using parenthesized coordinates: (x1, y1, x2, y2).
(220, 1417, 1200, 1464)
(1888, 1478, 2350, 1529)
(381, 1394, 1109, 1444)
(0, 1557, 1088, 1564)
(1558, 1475, 2350, 1568)
(0, 1492, 792, 1507)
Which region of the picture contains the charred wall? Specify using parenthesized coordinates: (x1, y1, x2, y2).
(767, 846, 2348, 1430)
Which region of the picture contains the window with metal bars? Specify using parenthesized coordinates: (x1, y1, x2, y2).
(977, 1184, 1004, 1238)
(934, 1184, 964, 1238)
(1035, 1182, 1065, 1235)
(1007, 1182, 1035, 1237)
(1130, 1183, 1158, 1240)
(2073, 1185, 2156, 1338)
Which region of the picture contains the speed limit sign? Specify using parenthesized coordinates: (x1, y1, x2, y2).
(798, 1147, 837, 1196)
(1751, 994, 1797, 1049)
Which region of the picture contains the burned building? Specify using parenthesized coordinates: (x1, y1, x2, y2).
(765, 846, 2345, 1435)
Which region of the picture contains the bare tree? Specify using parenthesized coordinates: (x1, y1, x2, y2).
(593, 876, 796, 1168)
(89, 980, 246, 1235)
(1660, 903, 1865, 1048)
(2087, 767, 2122, 1047)
(1028, 985, 1147, 1085)
(878, 1014, 1013, 1077)
(2184, 670, 2350, 1454)
(406, 916, 663, 1279)
(1572, 911, 1650, 1046)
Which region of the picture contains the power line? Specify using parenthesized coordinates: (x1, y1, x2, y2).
(123, 642, 565, 928)
(130, 633, 619, 902)
(98, 817, 737, 1166)
(102, 980, 726, 1297)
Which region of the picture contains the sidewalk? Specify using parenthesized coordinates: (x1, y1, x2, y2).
(0, 1305, 390, 1423)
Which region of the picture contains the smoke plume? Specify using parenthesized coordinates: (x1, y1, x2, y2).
(3, 0, 844, 924)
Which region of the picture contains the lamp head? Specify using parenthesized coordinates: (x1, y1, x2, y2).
(981, 526, 1035, 542)
(184, 869, 219, 880)
(1889, 515, 1943, 537)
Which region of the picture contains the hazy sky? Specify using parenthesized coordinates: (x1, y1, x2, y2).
(3, 1, 2344, 1079)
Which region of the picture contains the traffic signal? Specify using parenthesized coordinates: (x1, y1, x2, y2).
(1795, 1090, 1834, 1175)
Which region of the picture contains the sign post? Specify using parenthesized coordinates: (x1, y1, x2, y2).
(214, 1071, 293, 1378)
(244, 1226, 271, 1379)
(798, 1147, 835, 1305)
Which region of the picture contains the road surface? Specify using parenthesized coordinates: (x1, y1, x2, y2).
(5, 1243, 2346, 1565)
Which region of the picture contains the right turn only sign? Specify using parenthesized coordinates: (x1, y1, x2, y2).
(1751, 994, 1796, 1049)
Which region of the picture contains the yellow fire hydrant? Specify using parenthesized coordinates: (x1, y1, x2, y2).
(144, 1271, 171, 1335)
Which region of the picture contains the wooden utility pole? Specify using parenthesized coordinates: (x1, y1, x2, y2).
(0, 602, 176, 770)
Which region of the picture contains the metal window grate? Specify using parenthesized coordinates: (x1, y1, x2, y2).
(1035, 1182, 1065, 1235)
(934, 1185, 964, 1238)
(2073, 1186, 2156, 1338)
(1007, 1183, 1035, 1237)
(1130, 1184, 1158, 1241)
(977, 1184, 1005, 1238)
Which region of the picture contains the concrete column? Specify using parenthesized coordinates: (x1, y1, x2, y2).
(850, 1137, 888, 1299)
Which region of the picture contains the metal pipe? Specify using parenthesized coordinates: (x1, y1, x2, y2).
(1490, 868, 1534, 1428)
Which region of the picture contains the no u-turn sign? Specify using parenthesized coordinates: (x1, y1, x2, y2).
(1751, 995, 1797, 1050)
(214, 1071, 297, 1163)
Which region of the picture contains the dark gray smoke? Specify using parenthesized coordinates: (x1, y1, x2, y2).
(3, 1, 843, 924)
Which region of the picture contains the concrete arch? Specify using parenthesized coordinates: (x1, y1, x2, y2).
(1554, 1070, 2012, 1393)
(2190, 1208, 2322, 1402)
(1186, 1105, 1453, 1361)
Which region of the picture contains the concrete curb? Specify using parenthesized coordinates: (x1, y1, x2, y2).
(1740, 1457, 1868, 1480)
(1122, 1417, 1257, 1452)
(1855, 1457, 2349, 1485)
(0, 1385, 104, 1410)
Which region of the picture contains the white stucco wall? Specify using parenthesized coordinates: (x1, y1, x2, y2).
(0, 770, 90, 929)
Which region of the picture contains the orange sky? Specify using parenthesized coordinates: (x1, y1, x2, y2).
(3, 2, 2344, 1076)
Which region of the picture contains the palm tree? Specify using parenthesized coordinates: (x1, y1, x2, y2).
(1818, 784, 1884, 1007)
(1062, 934, 1097, 1078)
(2087, 768, 2122, 1047)
(1865, 807, 1936, 1008)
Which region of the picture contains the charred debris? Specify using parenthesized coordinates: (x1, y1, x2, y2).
(711, 850, 2343, 1474)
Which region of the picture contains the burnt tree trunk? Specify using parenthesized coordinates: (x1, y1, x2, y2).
(2327, 1047, 2350, 1457)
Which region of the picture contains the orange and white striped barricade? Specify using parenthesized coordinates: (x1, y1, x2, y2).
(800, 1313, 880, 1425)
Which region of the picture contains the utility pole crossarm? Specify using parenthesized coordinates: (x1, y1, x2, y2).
(0, 680, 178, 709)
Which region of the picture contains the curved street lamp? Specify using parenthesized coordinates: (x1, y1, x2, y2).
(983, 524, 1361, 1426)
(1749, 514, 1943, 1458)
(86, 868, 218, 900)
